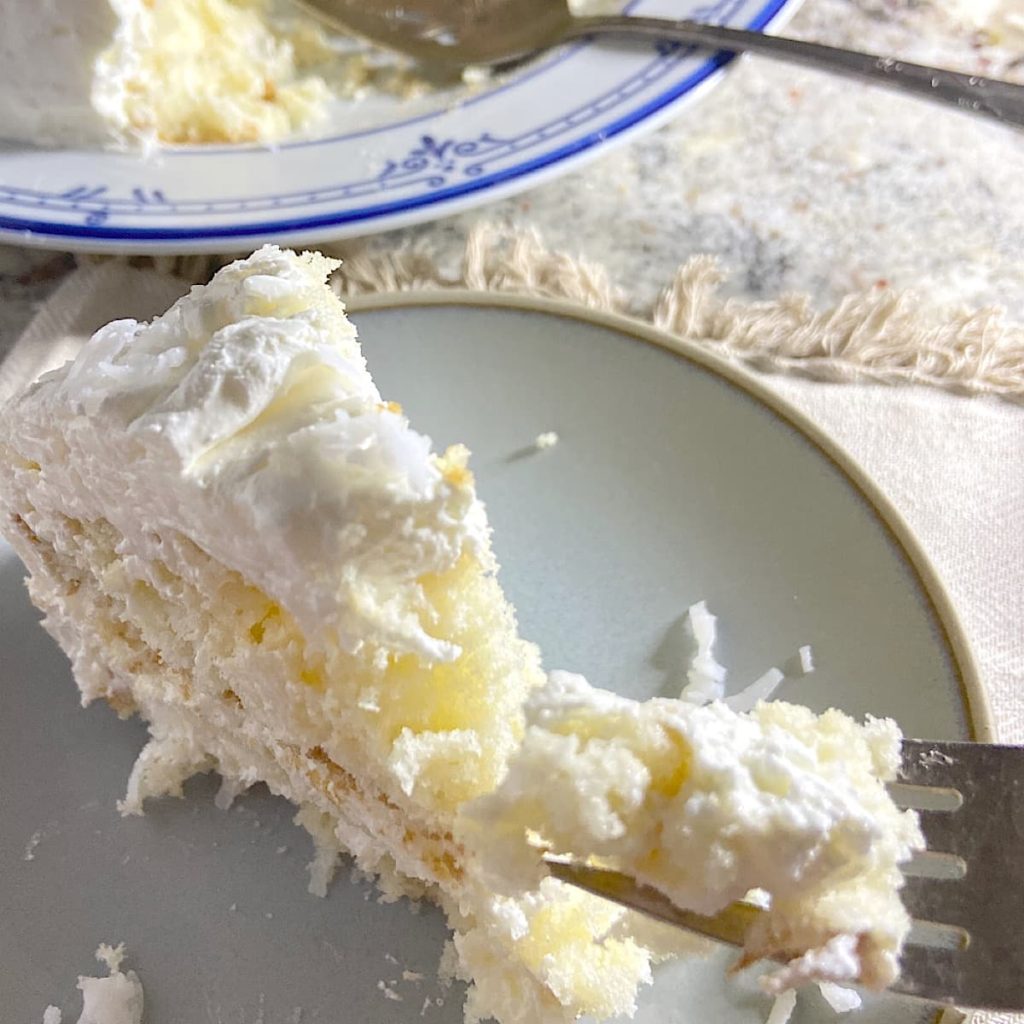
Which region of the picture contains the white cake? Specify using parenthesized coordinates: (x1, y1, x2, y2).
(0, 0, 330, 147)
(0, 246, 921, 1023)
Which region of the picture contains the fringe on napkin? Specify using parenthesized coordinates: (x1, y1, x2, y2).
(82, 222, 1024, 401)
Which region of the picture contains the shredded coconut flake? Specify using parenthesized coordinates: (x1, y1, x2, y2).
(765, 990, 797, 1024)
(726, 667, 785, 713)
(745, 887, 772, 909)
(817, 982, 862, 1012)
(680, 600, 728, 702)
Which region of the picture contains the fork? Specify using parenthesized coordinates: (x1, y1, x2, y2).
(295, 0, 1024, 131)
(546, 739, 1024, 1011)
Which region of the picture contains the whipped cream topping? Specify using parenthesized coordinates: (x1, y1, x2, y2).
(0, 1, 118, 146)
(13, 246, 487, 661)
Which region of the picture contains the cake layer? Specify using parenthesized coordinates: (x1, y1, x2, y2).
(95, 0, 331, 145)
(0, 0, 331, 148)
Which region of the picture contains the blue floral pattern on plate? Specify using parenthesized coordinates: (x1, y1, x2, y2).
(0, 0, 794, 250)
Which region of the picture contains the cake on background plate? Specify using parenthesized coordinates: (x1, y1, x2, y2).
(0, 0, 332, 147)
(0, 246, 921, 1024)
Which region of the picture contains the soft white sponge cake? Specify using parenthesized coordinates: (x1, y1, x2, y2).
(0, 245, 921, 1023)
(0, 246, 654, 1024)
(459, 671, 924, 994)
(0, 0, 329, 147)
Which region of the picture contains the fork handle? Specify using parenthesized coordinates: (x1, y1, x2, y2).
(566, 16, 1024, 131)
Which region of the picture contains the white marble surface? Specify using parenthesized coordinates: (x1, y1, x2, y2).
(1, 0, 1022, 353)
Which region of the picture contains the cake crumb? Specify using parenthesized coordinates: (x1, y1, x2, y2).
(402, 970, 424, 982)
(71, 943, 144, 1024)
(24, 831, 42, 861)
(24, 820, 59, 861)
(95, 944, 125, 972)
(534, 431, 559, 450)
(42, 1007, 61, 1024)
(358, 687, 381, 713)
(377, 980, 403, 1002)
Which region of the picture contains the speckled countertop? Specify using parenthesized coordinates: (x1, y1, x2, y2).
(1, 0, 1022, 350)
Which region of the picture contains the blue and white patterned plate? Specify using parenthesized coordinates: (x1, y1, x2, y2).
(0, 0, 798, 254)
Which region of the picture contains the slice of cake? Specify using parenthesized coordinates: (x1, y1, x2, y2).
(0, 0, 331, 147)
(0, 246, 920, 1024)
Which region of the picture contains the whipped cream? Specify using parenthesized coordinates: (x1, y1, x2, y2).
(11, 246, 487, 661)
(0, 1, 118, 146)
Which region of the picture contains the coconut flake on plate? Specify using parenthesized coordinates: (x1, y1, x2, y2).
(818, 981, 862, 1012)
(680, 600, 728, 703)
(726, 668, 786, 713)
(765, 990, 797, 1024)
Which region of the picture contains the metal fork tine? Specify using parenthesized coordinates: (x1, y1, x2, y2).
(895, 738, 1024, 1011)
(550, 739, 1024, 1011)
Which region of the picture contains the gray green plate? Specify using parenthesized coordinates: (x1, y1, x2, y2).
(0, 295, 987, 1024)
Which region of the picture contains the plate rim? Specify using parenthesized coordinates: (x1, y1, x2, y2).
(346, 288, 995, 743)
(0, 0, 803, 253)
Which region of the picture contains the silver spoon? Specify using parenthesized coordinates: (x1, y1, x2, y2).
(292, 0, 1024, 130)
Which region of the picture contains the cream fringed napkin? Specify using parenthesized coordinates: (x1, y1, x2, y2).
(3, 230, 1023, 1023)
